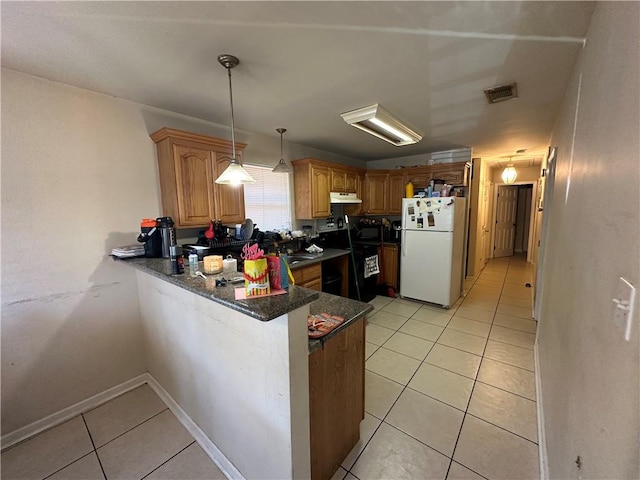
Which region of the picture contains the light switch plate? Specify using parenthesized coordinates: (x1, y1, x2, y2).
(613, 277, 636, 341)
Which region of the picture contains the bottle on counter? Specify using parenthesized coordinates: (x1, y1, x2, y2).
(188, 252, 199, 276)
(405, 181, 414, 198)
(170, 245, 184, 275)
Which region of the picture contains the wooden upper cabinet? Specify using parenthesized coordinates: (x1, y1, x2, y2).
(430, 162, 470, 186)
(150, 127, 247, 228)
(330, 170, 347, 192)
(312, 166, 331, 218)
(331, 169, 358, 193)
(213, 152, 246, 224)
(387, 172, 405, 215)
(173, 144, 215, 226)
(364, 172, 388, 215)
(292, 159, 331, 219)
(405, 166, 431, 189)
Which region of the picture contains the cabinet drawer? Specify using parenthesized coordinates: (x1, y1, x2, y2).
(292, 263, 322, 285)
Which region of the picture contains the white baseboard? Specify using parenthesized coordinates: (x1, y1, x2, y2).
(1, 373, 148, 450)
(534, 342, 549, 480)
(146, 375, 244, 480)
(2, 372, 244, 480)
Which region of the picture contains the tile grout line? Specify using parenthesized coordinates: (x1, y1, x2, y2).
(139, 440, 197, 480)
(444, 256, 513, 479)
(91, 406, 170, 450)
(80, 414, 108, 480)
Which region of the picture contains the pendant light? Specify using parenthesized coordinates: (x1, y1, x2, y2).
(272, 128, 292, 173)
(501, 158, 518, 184)
(215, 54, 255, 185)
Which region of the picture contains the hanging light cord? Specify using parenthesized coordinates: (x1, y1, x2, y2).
(226, 66, 237, 162)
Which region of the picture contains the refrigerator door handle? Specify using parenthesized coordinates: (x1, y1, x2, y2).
(402, 229, 406, 257)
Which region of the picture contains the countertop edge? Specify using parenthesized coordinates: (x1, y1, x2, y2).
(115, 256, 320, 322)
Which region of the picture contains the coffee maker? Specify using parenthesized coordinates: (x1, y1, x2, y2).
(137, 218, 163, 258)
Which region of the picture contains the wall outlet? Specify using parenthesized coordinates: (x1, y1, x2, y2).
(613, 277, 636, 341)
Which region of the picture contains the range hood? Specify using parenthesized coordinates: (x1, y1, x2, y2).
(330, 192, 362, 204)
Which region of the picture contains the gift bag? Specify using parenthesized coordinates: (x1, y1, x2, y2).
(267, 256, 289, 290)
(244, 258, 270, 296)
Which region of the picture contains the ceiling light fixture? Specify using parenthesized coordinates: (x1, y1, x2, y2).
(215, 54, 256, 185)
(501, 158, 518, 184)
(272, 128, 292, 173)
(340, 104, 422, 146)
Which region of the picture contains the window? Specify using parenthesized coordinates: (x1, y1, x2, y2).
(243, 164, 292, 231)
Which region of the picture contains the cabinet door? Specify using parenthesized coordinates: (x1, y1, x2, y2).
(383, 245, 399, 289)
(173, 144, 215, 226)
(406, 167, 431, 189)
(311, 166, 331, 218)
(213, 152, 246, 224)
(365, 173, 388, 215)
(430, 162, 469, 186)
(304, 278, 322, 291)
(344, 174, 365, 217)
(344, 172, 358, 193)
(330, 170, 346, 192)
(387, 173, 405, 214)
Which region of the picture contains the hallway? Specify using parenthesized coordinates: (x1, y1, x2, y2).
(339, 255, 538, 479)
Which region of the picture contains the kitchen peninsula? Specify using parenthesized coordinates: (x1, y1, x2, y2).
(118, 254, 372, 479)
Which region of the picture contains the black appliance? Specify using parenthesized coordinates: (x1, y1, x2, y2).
(320, 230, 379, 302)
(137, 219, 163, 258)
(322, 263, 343, 296)
(391, 221, 402, 242)
(349, 243, 379, 303)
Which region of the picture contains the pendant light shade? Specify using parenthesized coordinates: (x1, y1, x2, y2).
(272, 128, 292, 173)
(215, 54, 255, 185)
(501, 163, 518, 184)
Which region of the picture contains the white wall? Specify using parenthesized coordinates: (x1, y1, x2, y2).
(0, 68, 360, 437)
(1, 69, 155, 434)
(536, 3, 639, 479)
(137, 273, 310, 479)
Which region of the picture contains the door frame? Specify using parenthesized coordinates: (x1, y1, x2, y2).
(490, 180, 538, 263)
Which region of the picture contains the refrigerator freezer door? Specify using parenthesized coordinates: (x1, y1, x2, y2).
(400, 230, 454, 306)
(402, 198, 455, 232)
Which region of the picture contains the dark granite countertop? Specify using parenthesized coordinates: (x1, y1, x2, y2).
(287, 248, 350, 270)
(307, 293, 374, 353)
(116, 256, 320, 322)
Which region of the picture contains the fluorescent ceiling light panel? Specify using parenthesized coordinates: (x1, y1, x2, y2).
(341, 104, 422, 146)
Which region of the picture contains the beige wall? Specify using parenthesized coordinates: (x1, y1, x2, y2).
(0, 69, 360, 437)
(536, 3, 639, 479)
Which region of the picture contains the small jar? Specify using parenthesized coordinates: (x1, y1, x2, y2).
(203, 255, 223, 274)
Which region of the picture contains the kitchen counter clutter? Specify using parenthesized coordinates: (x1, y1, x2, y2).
(118, 256, 320, 322)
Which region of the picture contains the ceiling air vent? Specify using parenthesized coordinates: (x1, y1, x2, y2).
(484, 83, 518, 104)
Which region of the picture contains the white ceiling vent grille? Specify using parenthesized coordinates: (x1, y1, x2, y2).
(484, 83, 518, 104)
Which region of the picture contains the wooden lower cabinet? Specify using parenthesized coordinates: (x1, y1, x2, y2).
(377, 244, 399, 290)
(292, 264, 322, 291)
(309, 317, 365, 480)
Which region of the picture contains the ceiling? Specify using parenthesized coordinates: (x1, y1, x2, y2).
(1, 1, 595, 164)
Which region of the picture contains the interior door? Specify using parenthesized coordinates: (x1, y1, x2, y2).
(481, 180, 494, 265)
(494, 185, 518, 257)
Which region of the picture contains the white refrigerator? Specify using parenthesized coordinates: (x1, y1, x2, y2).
(400, 197, 466, 308)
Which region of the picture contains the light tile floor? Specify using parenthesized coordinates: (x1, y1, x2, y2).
(340, 254, 539, 480)
(1, 385, 226, 480)
(2, 255, 537, 480)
